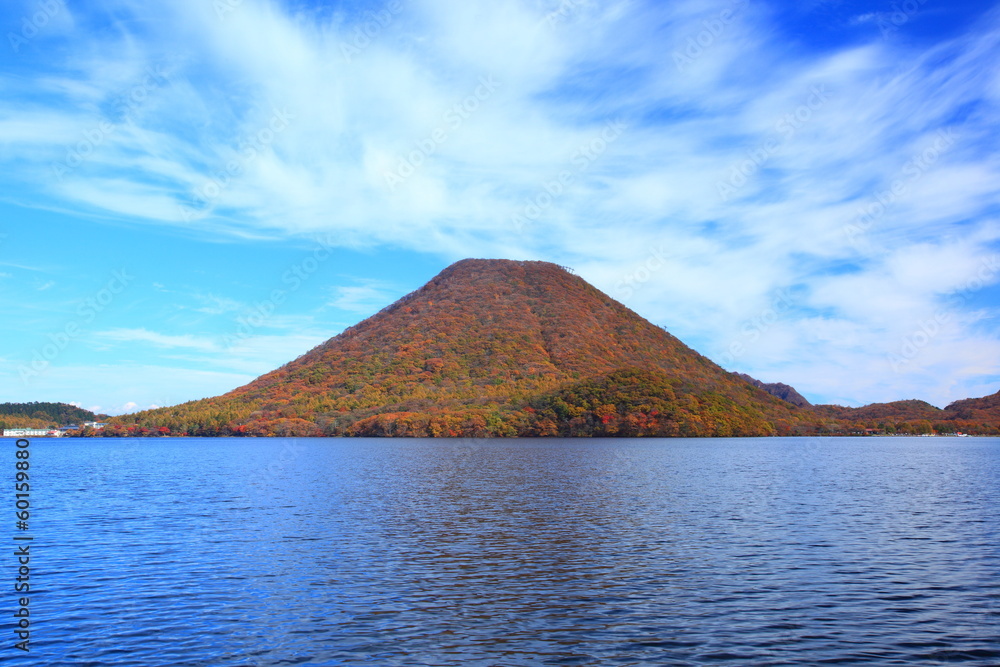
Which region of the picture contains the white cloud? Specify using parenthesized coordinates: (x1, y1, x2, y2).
(327, 281, 399, 314)
(192, 293, 244, 315)
(89, 324, 331, 376)
(94, 328, 218, 352)
(1, 0, 998, 407)
(214, 331, 331, 375)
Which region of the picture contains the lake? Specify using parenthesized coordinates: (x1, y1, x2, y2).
(4, 436, 999, 665)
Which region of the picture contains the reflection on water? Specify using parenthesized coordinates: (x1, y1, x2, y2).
(11, 436, 1000, 665)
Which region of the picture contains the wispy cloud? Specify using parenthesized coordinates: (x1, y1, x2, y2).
(94, 327, 218, 352)
(327, 280, 399, 314)
(1, 0, 998, 407)
(0, 262, 46, 271)
(92, 324, 330, 376)
(192, 293, 244, 315)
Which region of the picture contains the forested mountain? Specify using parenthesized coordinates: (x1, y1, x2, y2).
(943, 390, 1000, 423)
(811, 399, 941, 422)
(808, 393, 1000, 435)
(101, 259, 820, 437)
(71, 258, 997, 438)
(732, 373, 811, 407)
(0, 402, 104, 429)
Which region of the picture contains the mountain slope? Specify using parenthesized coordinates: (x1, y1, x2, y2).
(733, 373, 811, 407)
(117, 259, 813, 437)
(241, 258, 723, 394)
(944, 390, 1000, 420)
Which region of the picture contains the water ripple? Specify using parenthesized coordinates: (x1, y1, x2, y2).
(5, 436, 999, 665)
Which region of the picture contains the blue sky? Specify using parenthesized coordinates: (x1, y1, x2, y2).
(1, 0, 998, 415)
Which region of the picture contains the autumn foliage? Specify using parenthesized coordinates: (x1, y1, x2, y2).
(77, 259, 1000, 438)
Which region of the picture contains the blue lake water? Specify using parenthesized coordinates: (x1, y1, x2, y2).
(3, 436, 999, 665)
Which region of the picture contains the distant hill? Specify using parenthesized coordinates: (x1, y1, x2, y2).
(732, 373, 811, 407)
(811, 399, 943, 422)
(944, 390, 1000, 421)
(808, 395, 1000, 435)
(0, 402, 105, 429)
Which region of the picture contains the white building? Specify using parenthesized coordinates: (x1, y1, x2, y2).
(3, 428, 63, 437)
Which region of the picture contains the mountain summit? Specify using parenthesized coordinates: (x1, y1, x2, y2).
(733, 373, 811, 407)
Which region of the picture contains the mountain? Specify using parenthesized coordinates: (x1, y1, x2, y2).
(112, 259, 824, 437)
(944, 390, 1000, 421)
(811, 399, 942, 422)
(92, 258, 999, 438)
(0, 402, 105, 429)
(732, 373, 811, 407)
